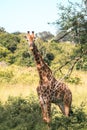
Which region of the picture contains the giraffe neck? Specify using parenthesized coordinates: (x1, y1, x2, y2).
(31, 43, 53, 84)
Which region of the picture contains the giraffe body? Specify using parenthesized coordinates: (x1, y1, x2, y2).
(26, 31, 72, 123)
(37, 78, 72, 123)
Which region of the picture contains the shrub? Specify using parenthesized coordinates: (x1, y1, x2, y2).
(51, 104, 87, 130)
(0, 69, 14, 83)
(0, 96, 87, 130)
(0, 96, 44, 130)
(0, 33, 20, 53)
(65, 76, 81, 84)
(0, 46, 10, 59)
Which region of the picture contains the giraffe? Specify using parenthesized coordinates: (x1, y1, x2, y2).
(26, 31, 72, 124)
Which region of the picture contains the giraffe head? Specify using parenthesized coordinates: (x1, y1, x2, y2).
(26, 31, 35, 49)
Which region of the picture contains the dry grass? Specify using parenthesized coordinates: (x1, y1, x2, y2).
(0, 65, 87, 111)
(0, 65, 38, 102)
(0, 84, 37, 102)
(68, 71, 87, 112)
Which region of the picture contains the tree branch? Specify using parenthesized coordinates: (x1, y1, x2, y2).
(53, 57, 75, 75)
(53, 50, 87, 81)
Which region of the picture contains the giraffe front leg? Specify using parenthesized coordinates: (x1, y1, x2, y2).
(40, 96, 51, 123)
(37, 87, 51, 123)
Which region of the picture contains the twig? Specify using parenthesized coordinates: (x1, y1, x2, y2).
(53, 50, 87, 84)
(53, 58, 74, 75)
(60, 56, 82, 80)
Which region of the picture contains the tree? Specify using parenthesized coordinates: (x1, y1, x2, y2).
(83, 0, 87, 9)
(54, 1, 87, 44)
(36, 31, 54, 42)
(52, 0, 87, 77)
(0, 27, 6, 33)
(0, 33, 20, 53)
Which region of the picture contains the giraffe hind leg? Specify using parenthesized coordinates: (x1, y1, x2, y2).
(57, 103, 65, 115)
(64, 105, 70, 116)
(57, 102, 70, 116)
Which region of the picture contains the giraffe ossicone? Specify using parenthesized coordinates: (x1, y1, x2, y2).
(26, 31, 72, 124)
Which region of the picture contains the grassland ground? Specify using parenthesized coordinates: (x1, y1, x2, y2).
(0, 65, 87, 110)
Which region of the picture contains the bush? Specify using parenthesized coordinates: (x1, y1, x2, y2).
(0, 96, 87, 130)
(65, 76, 81, 84)
(0, 96, 44, 130)
(0, 46, 10, 59)
(0, 69, 14, 83)
(0, 33, 20, 53)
